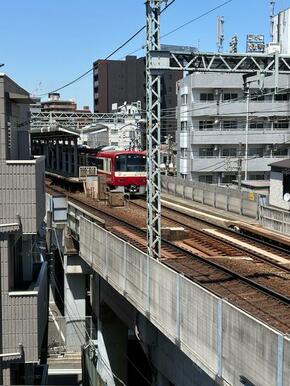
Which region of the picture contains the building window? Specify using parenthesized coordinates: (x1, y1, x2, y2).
(222, 148, 237, 157)
(181, 94, 188, 105)
(200, 93, 214, 102)
(273, 147, 288, 156)
(274, 93, 289, 101)
(223, 93, 238, 101)
(221, 174, 236, 183)
(199, 175, 213, 183)
(223, 120, 238, 130)
(249, 174, 265, 180)
(249, 121, 264, 129)
(199, 120, 214, 130)
(180, 121, 188, 131)
(248, 147, 263, 157)
(180, 148, 188, 158)
(199, 148, 214, 157)
(273, 120, 289, 129)
(283, 174, 290, 195)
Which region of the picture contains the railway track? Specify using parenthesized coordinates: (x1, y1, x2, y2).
(46, 182, 290, 333)
(128, 198, 290, 299)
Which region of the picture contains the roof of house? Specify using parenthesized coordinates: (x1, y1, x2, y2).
(269, 159, 290, 169)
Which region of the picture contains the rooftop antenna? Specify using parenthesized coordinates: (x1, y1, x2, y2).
(270, 0, 276, 42)
(217, 16, 225, 53)
(229, 34, 238, 53)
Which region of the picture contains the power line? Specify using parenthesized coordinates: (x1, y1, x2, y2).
(36, 25, 146, 97)
(161, 0, 235, 39)
(35, 0, 235, 97)
(36, 1, 177, 98)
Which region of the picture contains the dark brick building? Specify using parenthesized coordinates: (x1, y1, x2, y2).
(93, 55, 182, 139)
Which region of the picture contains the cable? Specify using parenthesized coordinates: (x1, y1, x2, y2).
(36, 26, 146, 97)
(161, 0, 235, 40)
(51, 231, 151, 385)
(161, 88, 290, 119)
(36, 0, 177, 98)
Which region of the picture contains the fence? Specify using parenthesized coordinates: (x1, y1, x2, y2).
(161, 175, 259, 219)
(76, 214, 290, 386)
(79, 166, 98, 180)
(259, 205, 290, 235)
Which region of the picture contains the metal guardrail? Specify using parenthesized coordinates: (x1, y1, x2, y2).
(259, 205, 290, 235)
(76, 215, 290, 386)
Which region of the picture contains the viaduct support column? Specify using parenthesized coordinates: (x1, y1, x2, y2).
(97, 302, 128, 386)
(64, 253, 87, 352)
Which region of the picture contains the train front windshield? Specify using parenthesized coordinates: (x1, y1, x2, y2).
(115, 154, 146, 172)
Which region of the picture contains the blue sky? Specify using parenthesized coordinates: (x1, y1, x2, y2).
(1, 0, 289, 109)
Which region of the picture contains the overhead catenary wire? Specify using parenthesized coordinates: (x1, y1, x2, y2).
(35, 0, 177, 98)
(35, 0, 235, 97)
(160, 0, 234, 39)
(36, 25, 146, 97)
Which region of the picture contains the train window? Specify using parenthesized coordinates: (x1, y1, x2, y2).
(115, 155, 146, 172)
(94, 157, 104, 170)
(103, 158, 111, 172)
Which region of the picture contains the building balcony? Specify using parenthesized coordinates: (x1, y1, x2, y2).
(190, 156, 286, 173)
(190, 130, 290, 145)
(0, 156, 45, 233)
(184, 100, 290, 118)
(4, 261, 48, 362)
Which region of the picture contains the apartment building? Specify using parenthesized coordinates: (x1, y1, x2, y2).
(0, 74, 47, 384)
(93, 55, 182, 139)
(176, 72, 290, 183)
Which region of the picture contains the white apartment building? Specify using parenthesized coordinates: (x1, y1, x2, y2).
(176, 72, 290, 184)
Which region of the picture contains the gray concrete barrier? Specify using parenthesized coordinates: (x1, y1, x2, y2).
(77, 215, 290, 386)
(161, 175, 259, 219)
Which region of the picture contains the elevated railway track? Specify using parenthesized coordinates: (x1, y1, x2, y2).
(46, 179, 290, 333)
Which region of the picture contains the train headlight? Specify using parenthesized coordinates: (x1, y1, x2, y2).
(129, 184, 138, 193)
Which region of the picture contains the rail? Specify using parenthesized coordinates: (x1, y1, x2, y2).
(75, 213, 290, 386)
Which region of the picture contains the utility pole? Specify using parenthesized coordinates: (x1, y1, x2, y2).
(270, 0, 276, 42)
(243, 79, 250, 181)
(146, 0, 163, 259)
(237, 142, 242, 189)
(217, 16, 224, 53)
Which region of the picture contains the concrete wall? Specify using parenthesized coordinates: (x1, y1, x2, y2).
(0, 74, 30, 161)
(0, 157, 45, 233)
(161, 175, 259, 218)
(73, 211, 290, 386)
(0, 233, 47, 384)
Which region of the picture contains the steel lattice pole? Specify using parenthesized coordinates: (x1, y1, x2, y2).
(146, 0, 162, 259)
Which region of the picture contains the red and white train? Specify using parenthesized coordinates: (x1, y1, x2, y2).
(88, 149, 147, 195)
